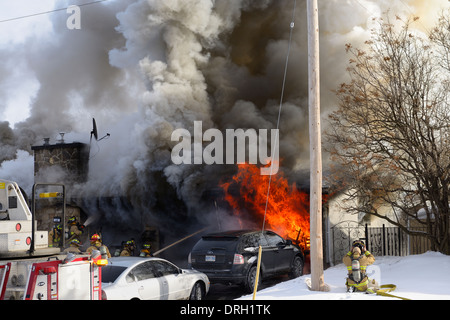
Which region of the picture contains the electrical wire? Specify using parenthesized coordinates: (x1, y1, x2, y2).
(397, 0, 429, 32)
(253, 2, 298, 298)
(261, 0, 297, 234)
(354, 0, 428, 32)
(0, 0, 110, 24)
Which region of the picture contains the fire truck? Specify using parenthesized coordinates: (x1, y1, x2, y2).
(0, 179, 106, 300)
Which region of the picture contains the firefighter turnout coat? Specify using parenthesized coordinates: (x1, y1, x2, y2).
(343, 250, 375, 292)
(87, 241, 112, 258)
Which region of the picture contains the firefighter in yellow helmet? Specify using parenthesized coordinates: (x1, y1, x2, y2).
(67, 216, 84, 242)
(343, 240, 376, 293)
(86, 233, 111, 258)
(120, 240, 135, 256)
(139, 243, 153, 257)
(48, 224, 63, 248)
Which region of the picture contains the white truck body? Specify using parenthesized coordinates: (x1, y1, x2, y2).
(0, 178, 105, 300)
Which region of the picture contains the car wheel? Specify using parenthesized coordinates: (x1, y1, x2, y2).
(244, 265, 262, 293)
(189, 282, 204, 300)
(288, 256, 304, 279)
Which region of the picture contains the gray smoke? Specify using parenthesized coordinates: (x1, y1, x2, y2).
(0, 0, 448, 242)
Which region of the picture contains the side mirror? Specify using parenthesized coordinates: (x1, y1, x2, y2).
(277, 241, 287, 248)
(285, 239, 293, 246)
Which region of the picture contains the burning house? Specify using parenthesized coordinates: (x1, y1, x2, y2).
(32, 137, 89, 185)
(219, 164, 312, 248)
(29, 134, 167, 255)
(30, 137, 90, 243)
(0, 1, 441, 266)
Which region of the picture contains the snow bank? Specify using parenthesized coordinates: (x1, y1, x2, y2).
(239, 251, 450, 300)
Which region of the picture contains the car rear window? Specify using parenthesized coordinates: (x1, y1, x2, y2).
(101, 265, 127, 283)
(193, 236, 239, 252)
(237, 233, 267, 252)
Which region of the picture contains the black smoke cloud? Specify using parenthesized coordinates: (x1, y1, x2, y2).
(0, 0, 445, 244)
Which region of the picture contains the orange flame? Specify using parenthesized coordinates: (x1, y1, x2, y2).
(220, 163, 310, 248)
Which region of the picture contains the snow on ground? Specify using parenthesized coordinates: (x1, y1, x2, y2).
(239, 251, 450, 300)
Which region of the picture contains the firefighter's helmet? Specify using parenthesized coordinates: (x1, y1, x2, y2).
(352, 240, 365, 252)
(91, 234, 101, 242)
(70, 238, 81, 246)
(68, 216, 77, 224)
(125, 240, 135, 248)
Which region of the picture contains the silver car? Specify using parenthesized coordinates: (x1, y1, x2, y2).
(101, 257, 209, 300)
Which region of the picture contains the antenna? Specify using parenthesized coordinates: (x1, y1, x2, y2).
(57, 132, 65, 144)
(90, 118, 110, 142)
(91, 118, 98, 141)
(89, 118, 110, 159)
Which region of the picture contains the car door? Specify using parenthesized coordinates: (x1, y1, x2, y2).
(254, 233, 276, 274)
(265, 231, 293, 273)
(151, 260, 186, 300)
(237, 233, 274, 275)
(126, 261, 161, 300)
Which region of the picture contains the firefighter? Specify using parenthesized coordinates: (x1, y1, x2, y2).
(67, 216, 84, 242)
(86, 233, 111, 258)
(49, 224, 63, 248)
(120, 240, 135, 256)
(343, 240, 376, 293)
(64, 238, 82, 254)
(119, 240, 133, 257)
(139, 243, 153, 257)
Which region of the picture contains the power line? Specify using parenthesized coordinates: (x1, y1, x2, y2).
(353, 0, 371, 14)
(0, 0, 110, 24)
(397, 0, 429, 32)
(261, 0, 297, 233)
(354, 0, 429, 32)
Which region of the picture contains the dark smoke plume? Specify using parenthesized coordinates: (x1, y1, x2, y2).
(0, 0, 447, 246)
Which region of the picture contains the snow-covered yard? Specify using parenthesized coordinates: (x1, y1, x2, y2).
(239, 251, 450, 300)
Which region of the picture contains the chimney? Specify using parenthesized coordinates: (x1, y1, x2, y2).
(31, 140, 89, 185)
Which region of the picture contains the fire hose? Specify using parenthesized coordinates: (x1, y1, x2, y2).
(375, 284, 411, 300)
(152, 227, 209, 256)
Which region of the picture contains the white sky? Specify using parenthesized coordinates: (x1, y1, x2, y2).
(0, 0, 59, 48)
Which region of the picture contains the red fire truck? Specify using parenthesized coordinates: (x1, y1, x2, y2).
(0, 179, 106, 300)
(0, 254, 106, 300)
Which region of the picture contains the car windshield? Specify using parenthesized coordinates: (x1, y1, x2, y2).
(101, 265, 127, 283)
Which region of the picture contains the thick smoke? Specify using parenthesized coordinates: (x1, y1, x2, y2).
(0, 0, 448, 244)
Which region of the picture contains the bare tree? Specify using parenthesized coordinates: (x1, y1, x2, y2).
(325, 13, 450, 254)
(430, 12, 450, 73)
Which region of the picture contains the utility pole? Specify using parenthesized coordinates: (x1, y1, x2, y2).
(307, 0, 327, 292)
